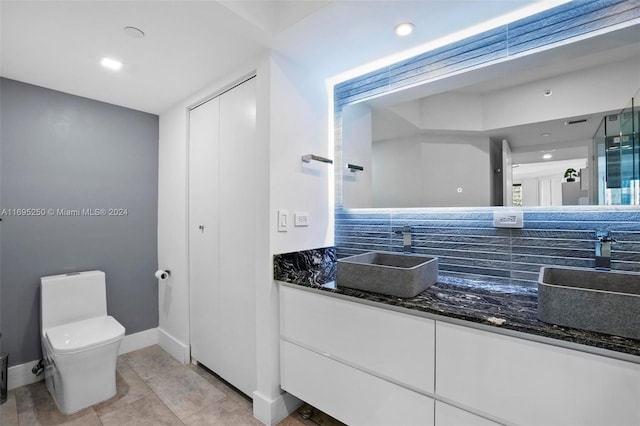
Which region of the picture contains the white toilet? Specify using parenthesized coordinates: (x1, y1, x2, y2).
(40, 270, 125, 414)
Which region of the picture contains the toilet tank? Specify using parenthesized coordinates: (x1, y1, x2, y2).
(41, 270, 108, 331)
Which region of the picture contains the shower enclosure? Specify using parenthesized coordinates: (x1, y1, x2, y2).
(593, 90, 639, 205)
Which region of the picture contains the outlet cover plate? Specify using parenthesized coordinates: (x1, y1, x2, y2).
(493, 210, 524, 228)
(294, 212, 309, 227)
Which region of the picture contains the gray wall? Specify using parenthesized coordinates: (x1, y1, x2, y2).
(0, 78, 159, 366)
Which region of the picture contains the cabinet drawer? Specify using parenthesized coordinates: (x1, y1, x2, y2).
(435, 401, 500, 426)
(281, 341, 434, 426)
(436, 322, 640, 426)
(280, 285, 435, 393)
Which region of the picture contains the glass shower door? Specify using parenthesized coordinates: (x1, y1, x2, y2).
(597, 90, 639, 205)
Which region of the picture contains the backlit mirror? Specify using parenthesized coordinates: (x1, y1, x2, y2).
(341, 31, 640, 209)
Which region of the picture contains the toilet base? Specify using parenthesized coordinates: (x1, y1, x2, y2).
(42, 338, 122, 414)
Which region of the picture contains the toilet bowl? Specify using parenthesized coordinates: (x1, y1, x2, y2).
(40, 270, 125, 414)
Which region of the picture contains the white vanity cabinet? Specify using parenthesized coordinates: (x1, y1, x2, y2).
(436, 322, 640, 426)
(279, 284, 640, 426)
(435, 401, 501, 426)
(279, 285, 435, 426)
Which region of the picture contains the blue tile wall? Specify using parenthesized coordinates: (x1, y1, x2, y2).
(388, 26, 508, 92)
(336, 207, 640, 287)
(507, 0, 640, 55)
(334, 0, 640, 109)
(333, 1, 640, 289)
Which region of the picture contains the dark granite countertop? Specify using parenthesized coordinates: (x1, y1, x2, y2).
(277, 273, 640, 361)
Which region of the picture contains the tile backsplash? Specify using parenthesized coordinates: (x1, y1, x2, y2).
(336, 207, 640, 287)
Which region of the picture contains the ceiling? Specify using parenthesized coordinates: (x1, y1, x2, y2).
(0, 0, 544, 114)
(0, 1, 328, 114)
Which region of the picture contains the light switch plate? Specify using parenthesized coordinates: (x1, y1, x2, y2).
(493, 210, 524, 228)
(278, 209, 288, 232)
(294, 212, 309, 227)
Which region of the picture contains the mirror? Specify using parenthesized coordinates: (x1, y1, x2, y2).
(341, 34, 640, 209)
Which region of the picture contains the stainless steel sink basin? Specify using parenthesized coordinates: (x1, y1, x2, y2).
(337, 251, 438, 298)
(538, 266, 640, 340)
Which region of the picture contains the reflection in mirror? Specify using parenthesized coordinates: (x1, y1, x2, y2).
(342, 40, 640, 209)
(593, 88, 640, 205)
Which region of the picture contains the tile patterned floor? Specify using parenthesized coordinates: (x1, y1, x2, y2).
(0, 345, 318, 426)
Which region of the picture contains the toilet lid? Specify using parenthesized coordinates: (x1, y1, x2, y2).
(45, 316, 125, 354)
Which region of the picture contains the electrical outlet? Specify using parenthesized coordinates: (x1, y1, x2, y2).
(493, 210, 523, 228)
(294, 212, 309, 227)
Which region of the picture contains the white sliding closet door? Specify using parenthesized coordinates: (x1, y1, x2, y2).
(189, 77, 256, 397)
(189, 97, 222, 373)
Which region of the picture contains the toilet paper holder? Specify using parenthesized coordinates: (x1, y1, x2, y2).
(155, 270, 171, 280)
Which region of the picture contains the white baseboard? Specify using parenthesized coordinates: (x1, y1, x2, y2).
(158, 327, 190, 364)
(7, 360, 42, 391)
(119, 327, 159, 355)
(8, 327, 159, 391)
(253, 390, 302, 426)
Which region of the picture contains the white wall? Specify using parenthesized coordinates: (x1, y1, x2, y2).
(371, 134, 491, 207)
(269, 52, 333, 255)
(372, 137, 424, 207)
(157, 55, 268, 361)
(483, 56, 640, 130)
(255, 51, 333, 425)
(158, 50, 333, 425)
(157, 103, 190, 362)
(502, 140, 513, 207)
(420, 135, 491, 207)
(385, 56, 640, 132)
(342, 103, 373, 209)
(419, 91, 483, 131)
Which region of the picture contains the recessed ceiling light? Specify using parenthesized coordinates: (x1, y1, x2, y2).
(544, 89, 553, 96)
(101, 57, 122, 71)
(541, 132, 551, 137)
(395, 22, 415, 37)
(124, 26, 145, 39)
(542, 153, 553, 160)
